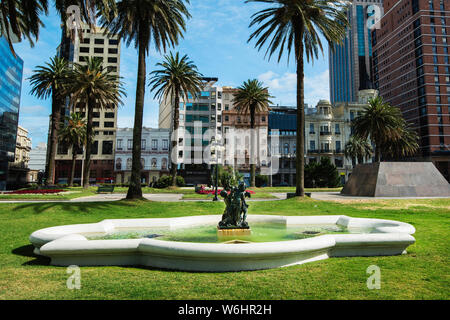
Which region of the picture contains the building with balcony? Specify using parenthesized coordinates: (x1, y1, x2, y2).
(53, 24, 121, 184)
(268, 90, 377, 186)
(114, 128, 170, 184)
(8, 125, 32, 187)
(0, 36, 23, 190)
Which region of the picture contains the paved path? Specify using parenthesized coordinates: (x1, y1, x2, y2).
(310, 192, 450, 201)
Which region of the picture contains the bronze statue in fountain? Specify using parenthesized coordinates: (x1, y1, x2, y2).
(218, 182, 251, 230)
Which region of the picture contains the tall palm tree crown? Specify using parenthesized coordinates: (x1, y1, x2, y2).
(344, 135, 373, 165)
(352, 96, 409, 162)
(233, 79, 272, 187)
(101, 0, 191, 199)
(149, 51, 203, 186)
(29, 56, 71, 184)
(246, 0, 349, 196)
(58, 112, 89, 186)
(69, 57, 125, 188)
(0, 0, 48, 55)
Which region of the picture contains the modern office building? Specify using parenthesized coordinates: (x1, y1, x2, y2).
(114, 128, 170, 184)
(0, 36, 23, 190)
(329, 0, 383, 104)
(29, 143, 47, 172)
(53, 24, 121, 184)
(371, 0, 450, 181)
(158, 78, 230, 184)
(268, 90, 377, 186)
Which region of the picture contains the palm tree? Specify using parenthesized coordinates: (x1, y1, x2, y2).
(101, 0, 191, 199)
(380, 125, 419, 160)
(233, 79, 272, 187)
(149, 52, 203, 187)
(58, 112, 88, 186)
(344, 136, 373, 165)
(29, 56, 71, 184)
(352, 96, 406, 162)
(0, 0, 48, 55)
(247, 0, 349, 196)
(69, 57, 125, 188)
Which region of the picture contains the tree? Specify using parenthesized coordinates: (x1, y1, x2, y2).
(352, 96, 418, 162)
(233, 79, 272, 187)
(58, 113, 88, 186)
(344, 136, 373, 165)
(305, 157, 340, 188)
(380, 125, 419, 160)
(0, 0, 48, 55)
(247, 0, 349, 196)
(149, 52, 203, 187)
(29, 56, 71, 184)
(69, 57, 125, 188)
(101, 0, 191, 200)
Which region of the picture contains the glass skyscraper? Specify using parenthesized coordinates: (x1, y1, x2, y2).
(329, 0, 383, 104)
(0, 37, 24, 190)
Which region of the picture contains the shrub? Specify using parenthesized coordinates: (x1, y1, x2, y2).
(255, 174, 269, 187)
(154, 175, 185, 188)
(305, 157, 341, 188)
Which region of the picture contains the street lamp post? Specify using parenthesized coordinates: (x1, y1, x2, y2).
(210, 134, 224, 202)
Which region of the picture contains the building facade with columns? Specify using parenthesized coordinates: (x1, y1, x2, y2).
(114, 128, 170, 184)
(269, 90, 377, 186)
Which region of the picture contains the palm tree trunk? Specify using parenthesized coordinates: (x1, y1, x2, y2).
(126, 32, 146, 200)
(295, 27, 305, 197)
(83, 102, 94, 189)
(47, 94, 62, 185)
(171, 87, 180, 187)
(250, 105, 256, 188)
(69, 145, 77, 187)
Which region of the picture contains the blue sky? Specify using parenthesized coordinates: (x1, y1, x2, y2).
(14, 0, 330, 148)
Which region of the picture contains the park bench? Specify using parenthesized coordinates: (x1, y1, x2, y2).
(97, 185, 115, 194)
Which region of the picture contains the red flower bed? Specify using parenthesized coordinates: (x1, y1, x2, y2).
(8, 189, 66, 195)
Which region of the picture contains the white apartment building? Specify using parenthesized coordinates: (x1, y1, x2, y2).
(269, 90, 377, 186)
(54, 24, 121, 183)
(158, 77, 229, 184)
(114, 128, 170, 184)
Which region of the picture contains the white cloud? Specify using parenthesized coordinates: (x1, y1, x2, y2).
(258, 70, 330, 108)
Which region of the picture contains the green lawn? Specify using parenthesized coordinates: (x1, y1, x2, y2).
(0, 197, 449, 299)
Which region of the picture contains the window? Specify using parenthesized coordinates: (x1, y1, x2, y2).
(162, 158, 168, 170)
(108, 48, 118, 54)
(126, 158, 132, 170)
(102, 141, 113, 155)
(107, 66, 117, 73)
(127, 139, 132, 150)
(109, 39, 118, 45)
(284, 143, 290, 154)
(116, 158, 122, 170)
(335, 123, 340, 134)
(94, 38, 104, 45)
(91, 141, 98, 155)
(57, 143, 69, 155)
(94, 47, 104, 54)
(151, 158, 157, 168)
(80, 47, 89, 53)
(309, 123, 315, 133)
(309, 141, 315, 151)
(117, 139, 123, 150)
(336, 141, 341, 152)
(108, 57, 117, 63)
(142, 139, 146, 150)
(162, 139, 169, 150)
(152, 139, 158, 150)
(93, 112, 100, 118)
(104, 122, 114, 128)
(93, 121, 99, 127)
(105, 112, 115, 118)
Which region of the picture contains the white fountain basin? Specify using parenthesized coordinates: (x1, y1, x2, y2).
(30, 215, 416, 272)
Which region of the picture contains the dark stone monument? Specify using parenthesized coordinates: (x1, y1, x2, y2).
(341, 162, 450, 197)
